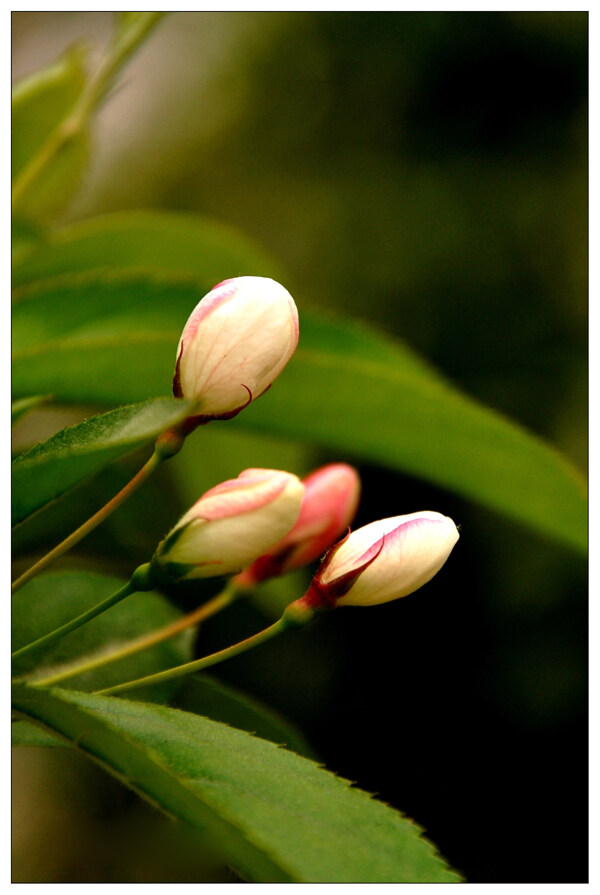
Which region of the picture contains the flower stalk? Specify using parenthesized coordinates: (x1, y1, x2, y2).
(31, 582, 238, 688)
(12, 564, 155, 665)
(93, 601, 316, 697)
(11, 427, 185, 595)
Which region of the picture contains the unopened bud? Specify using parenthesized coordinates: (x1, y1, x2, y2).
(153, 468, 304, 580)
(237, 463, 360, 586)
(173, 276, 299, 422)
(297, 511, 459, 609)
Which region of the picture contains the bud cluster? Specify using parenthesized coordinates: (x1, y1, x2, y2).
(157, 275, 460, 608)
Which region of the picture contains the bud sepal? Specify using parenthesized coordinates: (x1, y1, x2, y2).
(281, 600, 318, 628)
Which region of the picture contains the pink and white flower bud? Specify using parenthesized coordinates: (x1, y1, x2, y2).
(154, 469, 304, 580)
(173, 276, 299, 422)
(299, 511, 459, 609)
(237, 463, 361, 586)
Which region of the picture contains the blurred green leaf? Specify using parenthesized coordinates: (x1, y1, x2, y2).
(11, 720, 64, 747)
(12, 210, 286, 288)
(244, 334, 587, 554)
(11, 47, 90, 223)
(13, 334, 176, 411)
(12, 571, 193, 698)
(174, 674, 317, 759)
(12, 217, 43, 264)
(12, 272, 205, 353)
(11, 261, 587, 552)
(12, 684, 460, 882)
(169, 424, 315, 510)
(12, 397, 192, 527)
(12, 394, 53, 426)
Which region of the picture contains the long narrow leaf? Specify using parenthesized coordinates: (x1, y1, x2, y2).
(12, 210, 285, 287)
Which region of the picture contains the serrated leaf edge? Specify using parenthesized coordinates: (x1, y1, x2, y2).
(13, 685, 460, 882)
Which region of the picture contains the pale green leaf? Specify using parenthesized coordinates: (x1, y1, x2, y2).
(11, 397, 192, 526)
(11, 47, 90, 223)
(12, 684, 460, 882)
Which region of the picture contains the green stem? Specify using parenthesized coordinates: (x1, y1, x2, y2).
(12, 571, 151, 666)
(12, 447, 168, 595)
(12, 12, 165, 212)
(94, 605, 314, 698)
(33, 582, 238, 689)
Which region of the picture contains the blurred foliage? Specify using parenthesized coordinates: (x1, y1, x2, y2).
(12, 11, 587, 884)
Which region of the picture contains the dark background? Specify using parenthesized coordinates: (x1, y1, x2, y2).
(13, 12, 587, 883)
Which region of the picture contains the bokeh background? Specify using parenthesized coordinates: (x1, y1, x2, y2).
(12, 11, 588, 883)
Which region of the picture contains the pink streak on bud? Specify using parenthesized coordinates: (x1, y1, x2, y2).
(237, 463, 361, 586)
(180, 281, 239, 344)
(156, 468, 305, 580)
(180, 469, 291, 524)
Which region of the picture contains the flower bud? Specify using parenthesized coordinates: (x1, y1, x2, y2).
(237, 463, 361, 586)
(173, 276, 299, 422)
(153, 469, 304, 580)
(299, 511, 459, 609)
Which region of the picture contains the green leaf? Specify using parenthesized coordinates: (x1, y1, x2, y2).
(11, 571, 193, 698)
(11, 47, 90, 223)
(11, 397, 192, 527)
(12, 217, 44, 265)
(12, 271, 206, 354)
(12, 394, 52, 425)
(13, 334, 173, 405)
(13, 653, 314, 754)
(11, 210, 286, 288)
(175, 675, 317, 759)
(11, 720, 64, 747)
(11, 263, 587, 551)
(12, 684, 460, 882)
(243, 326, 588, 555)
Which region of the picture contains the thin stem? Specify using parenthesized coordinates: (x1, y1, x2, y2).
(33, 582, 238, 688)
(12, 450, 163, 594)
(94, 616, 296, 697)
(12, 580, 138, 665)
